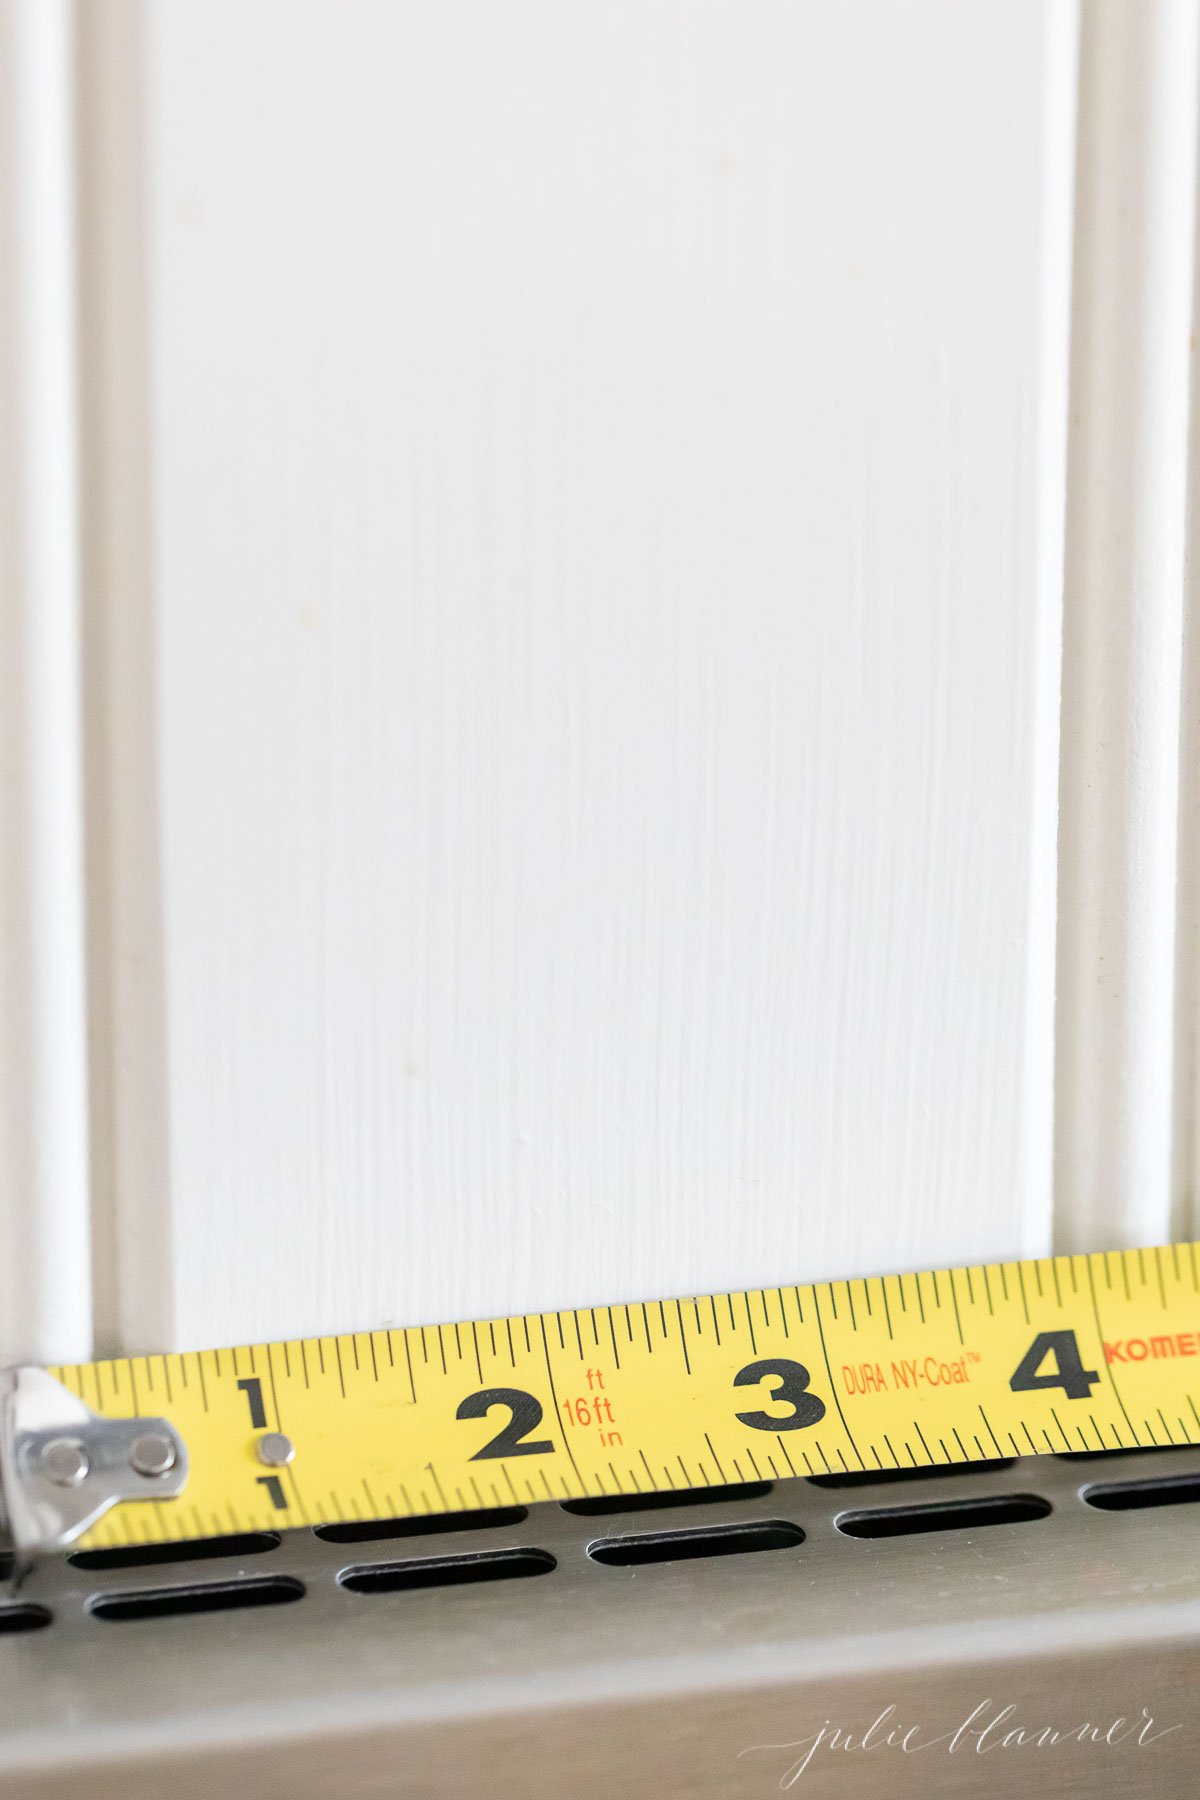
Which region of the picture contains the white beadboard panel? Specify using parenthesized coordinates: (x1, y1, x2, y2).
(82, 0, 1078, 1352)
(1055, 0, 1200, 1254)
(0, 0, 92, 1363)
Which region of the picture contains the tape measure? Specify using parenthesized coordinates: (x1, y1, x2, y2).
(4, 1241, 1199, 1558)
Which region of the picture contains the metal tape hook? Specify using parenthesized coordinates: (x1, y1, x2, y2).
(0, 1367, 188, 1573)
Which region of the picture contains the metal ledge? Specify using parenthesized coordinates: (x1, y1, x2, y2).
(0, 1446, 1196, 1797)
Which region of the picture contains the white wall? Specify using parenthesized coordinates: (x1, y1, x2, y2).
(76, 0, 1077, 1354)
(4, 0, 1196, 1367)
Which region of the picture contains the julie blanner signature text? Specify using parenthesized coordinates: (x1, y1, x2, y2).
(740, 1700, 1181, 1788)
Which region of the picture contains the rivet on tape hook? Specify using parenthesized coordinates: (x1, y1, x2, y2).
(0, 1366, 188, 1570)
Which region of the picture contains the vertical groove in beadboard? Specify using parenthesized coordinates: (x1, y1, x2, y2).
(1174, 124, 1200, 1244)
(0, 0, 93, 1361)
(1018, 0, 1082, 1259)
(1056, 0, 1200, 1252)
(75, 0, 176, 1354)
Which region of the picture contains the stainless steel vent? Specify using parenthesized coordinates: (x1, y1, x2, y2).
(0, 1445, 1196, 1798)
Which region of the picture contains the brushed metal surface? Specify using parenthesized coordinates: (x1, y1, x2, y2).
(0, 1447, 1196, 1797)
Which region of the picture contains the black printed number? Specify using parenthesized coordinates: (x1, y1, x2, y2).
(456, 1387, 554, 1459)
(733, 1358, 827, 1432)
(237, 1376, 267, 1428)
(1009, 1330, 1100, 1402)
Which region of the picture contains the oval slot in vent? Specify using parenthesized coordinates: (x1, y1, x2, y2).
(562, 1481, 771, 1517)
(1057, 1445, 1197, 1462)
(339, 1548, 555, 1593)
(316, 1505, 527, 1544)
(0, 1604, 51, 1634)
(809, 1457, 1015, 1489)
(836, 1494, 1051, 1538)
(588, 1519, 803, 1566)
(89, 1576, 305, 1623)
(1082, 1473, 1200, 1511)
(70, 1532, 282, 1571)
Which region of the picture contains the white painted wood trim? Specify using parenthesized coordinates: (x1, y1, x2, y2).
(0, 0, 92, 1362)
(1055, 0, 1200, 1253)
(75, 0, 175, 1357)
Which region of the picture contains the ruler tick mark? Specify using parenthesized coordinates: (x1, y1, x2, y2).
(1049, 1407, 1072, 1453)
(606, 1308, 621, 1370)
(811, 1286, 863, 1469)
(675, 1300, 692, 1374)
(1016, 1263, 1030, 1325)
(539, 1315, 582, 1483)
